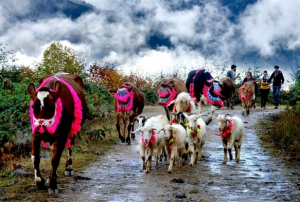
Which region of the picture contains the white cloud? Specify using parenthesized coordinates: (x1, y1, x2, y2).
(0, 0, 298, 83)
(239, 0, 300, 56)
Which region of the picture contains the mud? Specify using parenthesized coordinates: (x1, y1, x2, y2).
(50, 106, 300, 202)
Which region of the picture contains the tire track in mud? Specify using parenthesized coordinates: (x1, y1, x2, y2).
(52, 106, 300, 202)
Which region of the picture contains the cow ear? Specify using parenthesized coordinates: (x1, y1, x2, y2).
(52, 81, 62, 100)
(27, 83, 36, 100)
(109, 89, 117, 95)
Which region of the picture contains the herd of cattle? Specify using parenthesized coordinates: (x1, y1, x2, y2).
(26, 68, 256, 193)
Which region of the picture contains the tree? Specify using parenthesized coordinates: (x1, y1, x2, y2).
(39, 42, 84, 75)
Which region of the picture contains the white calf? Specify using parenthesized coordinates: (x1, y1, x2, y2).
(133, 115, 169, 173)
(216, 114, 244, 164)
(163, 124, 189, 173)
(183, 112, 206, 166)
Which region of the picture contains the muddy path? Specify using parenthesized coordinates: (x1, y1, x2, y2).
(51, 106, 300, 202)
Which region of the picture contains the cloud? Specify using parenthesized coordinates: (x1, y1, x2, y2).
(239, 0, 300, 56)
(0, 0, 299, 83)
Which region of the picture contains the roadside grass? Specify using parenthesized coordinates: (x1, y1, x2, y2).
(0, 120, 118, 201)
(257, 108, 300, 160)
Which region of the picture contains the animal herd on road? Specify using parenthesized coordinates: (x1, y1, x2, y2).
(27, 68, 255, 193)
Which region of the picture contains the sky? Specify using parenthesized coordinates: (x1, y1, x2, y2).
(0, 0, 299, 85)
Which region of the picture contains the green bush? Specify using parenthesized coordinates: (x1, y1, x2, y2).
(140, 87, 158, 105)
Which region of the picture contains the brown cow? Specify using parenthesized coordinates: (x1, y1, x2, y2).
(27, 73, 87, 194)
(158, 77, 187, 121)
(110, 82, 145, 145)
(219, 77, 236, 109)
(238, 81, 256, 116)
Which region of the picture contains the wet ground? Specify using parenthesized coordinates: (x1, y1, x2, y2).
(51, 106, 300, 202)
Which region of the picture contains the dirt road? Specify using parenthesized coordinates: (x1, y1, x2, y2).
(52, 106, 300, 202)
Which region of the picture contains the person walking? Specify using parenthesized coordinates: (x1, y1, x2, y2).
(226, 65, 240, 108)
(259, 70, 270, 109)
(241, 71, 255, 86)
(267, 66, 284, 109)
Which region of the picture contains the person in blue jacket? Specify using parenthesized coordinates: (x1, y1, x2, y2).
(267, 66, 284, 109)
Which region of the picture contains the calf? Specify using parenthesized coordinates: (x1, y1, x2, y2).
(238, 81, 256, 116)
(133, 115, 169, 173)
(216, 114, 244, 164)
(183, 112, 206, 166)
(163, 124, 189, 173)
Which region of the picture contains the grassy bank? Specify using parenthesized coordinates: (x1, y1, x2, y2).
(257, 108, 300, 161)
(0, 123, 118, 201)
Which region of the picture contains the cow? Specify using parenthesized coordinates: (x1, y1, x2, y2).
(238, 81, 256, 116)
(110, 82, 145, 145)
(27, 72, 87, 194)
(186, 69, 237, 124)
(186, 68, 223, 125)
(158, 77, 188, 121)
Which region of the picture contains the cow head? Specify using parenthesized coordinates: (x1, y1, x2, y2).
(111, 82, 135, 112)
(28, 81, 62, 120)
(238, 85, 250, 99)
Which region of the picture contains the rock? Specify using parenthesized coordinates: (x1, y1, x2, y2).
(171, 178, 184, 183)
(175, 193, 187, 198)
(166, 198, 172, 202)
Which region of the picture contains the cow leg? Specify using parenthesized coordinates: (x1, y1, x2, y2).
(126, 116, 135, 145)
(160, 147, 167, 162)
(48, 139, 66, 194)
(155, 146, 162, 167)
(168, 146, 176, 173)
(131, 120, 135, 139)
(222, 140, 228, 164)
(140, 145, 146, 170)
(252, 94, 256, 108)
(229, 94, 234, 110)
(146, 148, 153, 173)
(205, 105, 216, 125)
(189, 143, 195, 166)
(122, 118, 127, 140)
(31, 135, 47, 188)
(242, 102, 245, 116)
(116, 114, 125, 142)
(65, 137, 75, 176)
(246, 102, 250, 115)
(163, 106, 170, 121)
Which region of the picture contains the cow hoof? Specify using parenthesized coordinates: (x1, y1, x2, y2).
(35, 177, 47, 188)
(168, 170, 172, 174)
(65, 170, 74, 176)
(48, 188, 59, 194)
(131, 133, 135, 139)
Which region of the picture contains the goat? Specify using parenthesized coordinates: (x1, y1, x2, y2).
(183, 112, 206, 166)
(133, 115, 167, 162)
(216, 114, 244, 164)
(163, 124, 189, 173)
(167, 92, 196, 125)
(133, 115, 169, 173)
